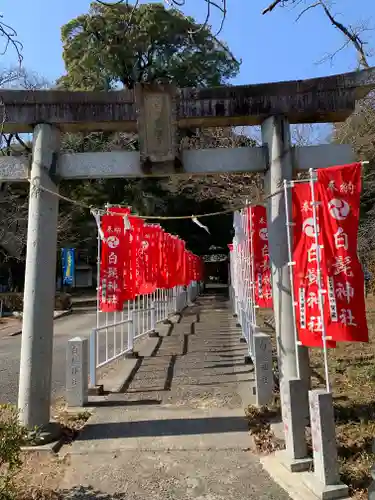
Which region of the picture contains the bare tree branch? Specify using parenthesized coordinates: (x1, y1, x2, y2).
(319, 0, 370, 69)
(0, 68, 82, 262)
(262, 0, 284, 15)
(262, 0, 372, 69)
(295, 2, 320, 22)
(97, 0, 228, 38)
(0, 15, 23, 66)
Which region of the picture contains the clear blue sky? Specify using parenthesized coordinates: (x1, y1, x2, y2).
(1, 0, 374, 85)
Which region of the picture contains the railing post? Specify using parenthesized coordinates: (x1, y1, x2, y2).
(176, 287, 180, 313)
(149, 302, 159, 337)
(128, 311, 134, 351)
(89, 328, 97, 388)
(125, 311, 137, 358)
(151, 302, 156, 330)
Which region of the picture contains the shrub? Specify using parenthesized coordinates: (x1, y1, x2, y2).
(0, 293, 72, 313)
(0, 405, 27, 499)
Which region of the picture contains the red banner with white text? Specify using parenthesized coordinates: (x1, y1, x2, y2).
(250, 206, 273, 308)
(316, 163, 368, 342)
(98, 207, 204, 311)
(99, 213, 126, 312)
(107, 207, 139, 301)
(138, 224, 159, 295)
(292, 183, 336, 348)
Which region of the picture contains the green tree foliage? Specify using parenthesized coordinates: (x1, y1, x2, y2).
(59, 2, 239, 90)
(53, 2, 249, 258)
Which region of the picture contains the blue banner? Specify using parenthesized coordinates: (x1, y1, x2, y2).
(61, 248, 75, 286)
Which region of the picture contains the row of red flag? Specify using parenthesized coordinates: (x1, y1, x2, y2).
(229, 162, 368, 346)
(99, 207, 204, 312)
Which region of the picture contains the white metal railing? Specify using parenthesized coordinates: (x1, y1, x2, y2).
(89, 282, 198, 386)
(230, 208, 257, 360)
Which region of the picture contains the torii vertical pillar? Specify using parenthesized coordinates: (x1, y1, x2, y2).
(18, 124, 61, 438)
(262, 116, 311, 467)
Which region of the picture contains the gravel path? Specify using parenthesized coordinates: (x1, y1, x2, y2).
(60, 294, 290, 499)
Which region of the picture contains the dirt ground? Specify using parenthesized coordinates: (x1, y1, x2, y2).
(4, 300, 375, 499)
(308, 296, 375, 499)
(2, 406, 90, 500)
(254, 299, 375, 500)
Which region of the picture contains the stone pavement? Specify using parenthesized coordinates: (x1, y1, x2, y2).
(60, 293, 290, 499)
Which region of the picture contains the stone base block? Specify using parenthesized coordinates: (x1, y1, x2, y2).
(303, 474, 349, 500)
(88, 384, 104, 396)
(260, 454, 350, 500)
(254, 332, 273, 406)
(244, 355, 254, 365)
(25, 421, 63, 448)
(281, 378, 310, 461)
(275, 450, 313, 473)
(124, 351, 138, 359)
(148, 331, 159, 338)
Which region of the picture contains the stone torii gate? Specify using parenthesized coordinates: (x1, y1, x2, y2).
(1, 68, 374, 448)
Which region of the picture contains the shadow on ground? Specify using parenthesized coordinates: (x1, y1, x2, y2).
(80, 415, 247, 440)
(47, 485, 127, 499)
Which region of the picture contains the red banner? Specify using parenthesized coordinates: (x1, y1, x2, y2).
(98, 207, 204, 311)
(158, 232, 175, 289)
(139, 224, 159, 295)
(250, 206, 273, 308)
(99, 213, 126, 312)
(292, 183, 336, 348)
(316, 163, 368, 342)
(191, 254, 201, 281)
(107, 207, 140, 301)
(175, 237, 187, 286)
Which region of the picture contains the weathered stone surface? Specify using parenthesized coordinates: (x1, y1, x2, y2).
(177, 67, 375, 127)
(66, 337, 88, 407)
(308, 390, 344, 488)
(0, 68, 373, 132)
(0, 89, 136, 133)
(135, 83, 177, 163)
(253, 332, 273, 406)
(280, 378, 311, 470)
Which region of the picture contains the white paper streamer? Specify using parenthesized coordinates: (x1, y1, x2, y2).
(192, 216, 210, 234)
(91, 209, 105, 241)
(123, 214, 132, 231)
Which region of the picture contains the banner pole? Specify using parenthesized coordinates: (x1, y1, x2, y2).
(241, 211, 246, 339)
(244, 208, 251, 349)
(309, 168, 331, 393)
(96, 212, 101, 330)
(283, 180, 301, 380)
(249, 206, 257, 356)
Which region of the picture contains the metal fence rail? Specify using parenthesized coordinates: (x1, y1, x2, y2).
(89, 282, 199, 386)
(230, 208, 257, 361)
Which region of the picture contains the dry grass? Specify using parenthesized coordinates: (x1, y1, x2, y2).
(249, 299, 375, 499)
(13, 453, 68, 500)
(246, 397, 284, 455)
(309, 296, 375, 499)
(1, 403, 91, 500)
